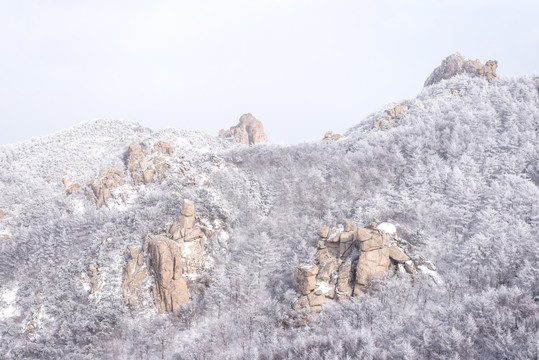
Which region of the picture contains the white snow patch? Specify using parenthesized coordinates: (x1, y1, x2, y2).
(0, 287, 19, 319)
(72, 199, 85, 215)
(376, 222, 397, 236)
(316, 281, 333, 295)
(217, 230, 229, 247)
(418, 265, 443, 285)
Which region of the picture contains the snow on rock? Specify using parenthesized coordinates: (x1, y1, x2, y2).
(376, 222, 397, 236)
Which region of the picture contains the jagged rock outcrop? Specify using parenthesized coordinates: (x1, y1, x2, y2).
(322, 131, 342, 141)
(82, 262, 104, 303)
(293, 220, 437, 312)
(86, 141, 176, 208)
(87, 168, 126, 209)
(219, 113, 268, 145)
(127, 141, 174, 185)
(424, 53, 498, 87)
(63, 176, 80, 195)
(122, 200, 223, 312)
(373, 104, 409, 129)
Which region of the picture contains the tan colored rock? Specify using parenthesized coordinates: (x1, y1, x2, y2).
(339, 231, 355, 243)
(146, 234, 189, 312)
(294, 264, 318, 295)
(339, 240, 355, 259)
(356, 247, 390, 285)
(374, 104, 409, 129)
(178, 215, 195, 230)
(326, 229, 340, 243)
(317, 227, 329, 238)
(62, 177, 73, 188)
(122, 246, 149, 306)
(322, 131, 342, 141)
(335, 261, 354, 301)
(143, 169, 155, 184)
(87, 168, 125, 209)
(308, 290, 325, 306)
(180, 199, 195, 216)
(127, 142, 173, 185)
(219, 113, 268, 145)
(292, 295, 310, 310)
(344, 220, 356, 232)
(424, 53, 498, 87)
(152, 141, 175, 156)
(0, 209, 4, 219)
(356, 228, 372, 241)
(388, 245, 410, 263)
(123, 199, 216, 311)
(67, 183, 80, 195)
(359, 232, 388, 252)
(1, 234, 9, 240)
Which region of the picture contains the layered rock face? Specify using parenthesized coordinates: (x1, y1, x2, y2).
(424, 53, 498, 87)
(219, 113, 268, 145)
(85, 141, 175, 208)
(127, 141, 174, 185)
(373, 104, 409, 129)
(122, 200, 221, 312)
(87, 168, 126, 209)
(293, 220, 435, 312)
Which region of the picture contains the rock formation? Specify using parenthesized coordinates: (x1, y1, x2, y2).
(293, 220, 436, 312)
(87, 168, 126, 209)
(219, 113, 268, 145)
(373, 104, 409, 129)
(424, 53, 498, 87)
(127, 141, 174, 186)
(86, 141, 176, 208)
(0, 209, 4, 219)
(122, 200, 222, 312)
(63, 177, 80, 195)
(322, 131, 342, 141)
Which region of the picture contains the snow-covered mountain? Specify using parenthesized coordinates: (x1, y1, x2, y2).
(0, 55, 538, 359)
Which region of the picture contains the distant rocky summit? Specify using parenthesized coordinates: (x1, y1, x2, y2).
(424, 53, 498, 86)
(219, 113, 268, 145)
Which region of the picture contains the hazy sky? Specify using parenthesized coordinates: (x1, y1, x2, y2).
(1, 0, 538, 145)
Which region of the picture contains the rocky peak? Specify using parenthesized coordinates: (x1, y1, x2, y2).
(424, 53, 498, 87)
(219, 113, 268, 145)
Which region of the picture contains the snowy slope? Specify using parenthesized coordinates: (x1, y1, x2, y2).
(0, 76, 538, 359)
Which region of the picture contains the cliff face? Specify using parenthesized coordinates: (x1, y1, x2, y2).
(122, 200, 222, 312)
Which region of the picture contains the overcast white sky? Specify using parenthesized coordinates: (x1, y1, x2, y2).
(1, 0, 538, 145)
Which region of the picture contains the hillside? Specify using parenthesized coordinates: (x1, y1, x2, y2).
(0, 57, 538, 359)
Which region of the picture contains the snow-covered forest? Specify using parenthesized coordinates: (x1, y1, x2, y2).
(0, 74, 538, 359)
